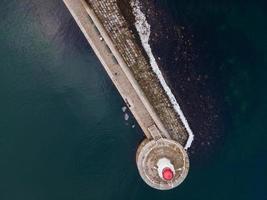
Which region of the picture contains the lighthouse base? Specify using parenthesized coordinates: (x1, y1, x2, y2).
(136, 138, 189, 190)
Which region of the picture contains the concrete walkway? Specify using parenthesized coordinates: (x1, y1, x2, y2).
(63, 0, 170, 140)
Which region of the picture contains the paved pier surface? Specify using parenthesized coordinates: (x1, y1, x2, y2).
(63, 0, 171, 140)
(63, 0, 190, 190)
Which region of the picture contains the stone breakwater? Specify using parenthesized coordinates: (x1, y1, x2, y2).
(130, 0, 194, 149)
(126, 0, 227, 158)
(86, 0, 190, 146)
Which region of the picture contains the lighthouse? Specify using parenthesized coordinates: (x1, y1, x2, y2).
(157, 158, 175, 181)
(136, 138, 189, 190)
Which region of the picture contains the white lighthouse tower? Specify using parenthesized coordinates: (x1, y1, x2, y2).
(157, 158, 175, 181)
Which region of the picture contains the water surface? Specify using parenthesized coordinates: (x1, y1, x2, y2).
(0, 0, 266, 199)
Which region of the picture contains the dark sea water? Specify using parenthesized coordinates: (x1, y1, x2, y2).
(0, 0, 267, 200)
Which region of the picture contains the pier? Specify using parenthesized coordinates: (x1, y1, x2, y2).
(63, 0, 190, 190)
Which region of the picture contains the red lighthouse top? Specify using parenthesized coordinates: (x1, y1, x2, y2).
(162, 167, 174, 181)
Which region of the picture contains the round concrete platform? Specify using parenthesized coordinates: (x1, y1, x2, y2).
(136, 138, 189, 190)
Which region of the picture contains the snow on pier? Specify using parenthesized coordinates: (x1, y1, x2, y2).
(130, 0, 194, 149)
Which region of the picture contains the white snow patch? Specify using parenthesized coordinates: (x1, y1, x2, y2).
(130, 0, 194, 149)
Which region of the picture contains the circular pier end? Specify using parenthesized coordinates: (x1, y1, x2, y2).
(136, 138, 189, 190)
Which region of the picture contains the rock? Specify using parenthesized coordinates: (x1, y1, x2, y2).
(124, 113, 130, 121)
(122, 106, 127, 112)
